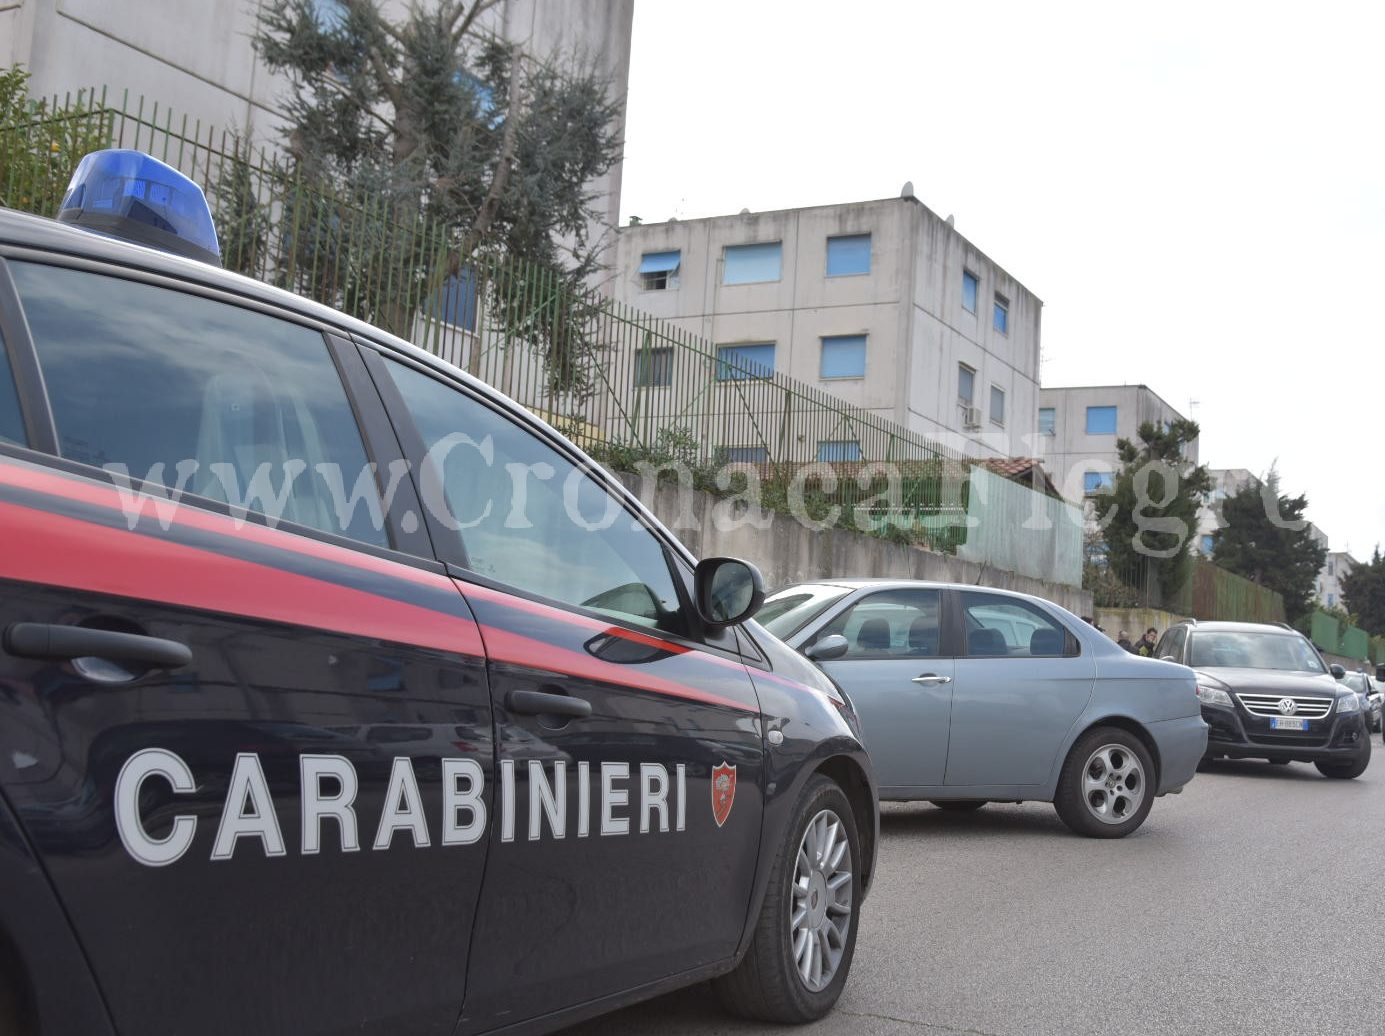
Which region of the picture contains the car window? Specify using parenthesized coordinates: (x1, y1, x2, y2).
(1161, 626, 1187, 660)
(1187, 631, 1325, 673)
(758, 583, 854, 639)
(384, 358, 686, 635)
(11, 262, 387, 547)
(816, 589, 942, 659)
(0, 330, 25, 446)
(960, 591, 1073, 658)
(1343, 673, 1367, 693)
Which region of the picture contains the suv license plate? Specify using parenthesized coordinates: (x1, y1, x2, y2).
(1270, 717, 1308, 731)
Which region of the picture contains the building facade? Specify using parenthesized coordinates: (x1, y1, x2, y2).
(1193, 467, 1257, 556)
(609, 192, 1044, 460)
(1036, 384, 1198, 503)
(2, 0, 634, 234)
(1318, 550, 1357, 610)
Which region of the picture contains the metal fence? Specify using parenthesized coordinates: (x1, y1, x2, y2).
(1, 85, 1088, 572)
(1090, 554, 1285, 624)
(1309, 610, 1382, 664)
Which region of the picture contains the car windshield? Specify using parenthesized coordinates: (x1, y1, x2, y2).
(1188, 631, 1326, 674)
(757, 584, 853, 639)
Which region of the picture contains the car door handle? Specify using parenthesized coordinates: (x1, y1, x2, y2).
(4, 623, 192, 668)
(912, 673, 952, 685)
(507, 689, 593, 720)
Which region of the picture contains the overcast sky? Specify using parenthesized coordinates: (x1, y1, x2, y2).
(617, 0, 1384, 557)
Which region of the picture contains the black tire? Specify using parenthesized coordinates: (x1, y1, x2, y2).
(1053, 727, 1156, 839)
(1315, 741, 1371, 780)
(930, 800, 987, 811)
(715, 774, 862, 1023)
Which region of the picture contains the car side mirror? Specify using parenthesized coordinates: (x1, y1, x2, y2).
(1330, 664, 1346, 679)
(693, 557, 765, 629)
(804, 634, 849, 662)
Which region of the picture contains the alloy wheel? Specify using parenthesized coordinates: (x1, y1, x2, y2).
(789, 808, 853, 992)
(1081, 744, 1146, 825)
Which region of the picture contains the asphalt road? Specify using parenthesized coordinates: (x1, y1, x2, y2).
(565, 751, 1385, 1036)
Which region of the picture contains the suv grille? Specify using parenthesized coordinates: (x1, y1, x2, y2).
(1235, 693, 1334, 719)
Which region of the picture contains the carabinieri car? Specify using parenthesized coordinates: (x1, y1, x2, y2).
(0, 151, 878, 1035)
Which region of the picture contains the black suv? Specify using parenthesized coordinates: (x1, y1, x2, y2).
(1154, 620, 1370, 778)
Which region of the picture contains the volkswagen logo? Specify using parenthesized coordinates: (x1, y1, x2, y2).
(1277, 698, 1298, 716)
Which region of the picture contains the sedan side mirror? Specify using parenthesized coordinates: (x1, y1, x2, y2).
(804, 634, 849, 662)
(1330, 664, 1346, 679)
(693, 557, 765, 629)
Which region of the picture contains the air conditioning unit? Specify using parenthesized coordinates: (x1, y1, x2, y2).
(960, 405, 981, 430)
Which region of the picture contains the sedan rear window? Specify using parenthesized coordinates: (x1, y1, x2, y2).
(1188, 631, 1325, 673)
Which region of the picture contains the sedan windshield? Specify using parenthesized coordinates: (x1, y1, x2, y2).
(757, 584, 853, 639)
(1188, 631, 1325, 673)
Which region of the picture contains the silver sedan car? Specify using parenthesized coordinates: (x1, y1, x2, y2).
(757, 580, 1208, 838)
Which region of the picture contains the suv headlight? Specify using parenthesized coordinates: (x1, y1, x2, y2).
(1195, 673, 1233, 708)
(1336, 694, 1361, 715)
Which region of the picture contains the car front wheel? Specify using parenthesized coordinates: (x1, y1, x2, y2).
(1053, 727, 1156, 839)
(1316, 740, 1371, 780)
(716, 773, 862, 1023)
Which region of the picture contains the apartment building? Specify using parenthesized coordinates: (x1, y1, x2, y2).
(1193, 467, 1257, 556)
(1318, 550, 1357, 610)
(1, 0, 634, 234)
(610, 191, 1043, 460)
(1036, 384, 1198, 502)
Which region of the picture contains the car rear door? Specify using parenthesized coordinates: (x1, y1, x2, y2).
(0, 257, 492, 1035)
(945, 590, 1096, 788)
(806, 588, 953, 791)
(366, 351, 766, 1032)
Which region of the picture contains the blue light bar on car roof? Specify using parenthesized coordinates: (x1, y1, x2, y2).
(56, 149, 221, 265)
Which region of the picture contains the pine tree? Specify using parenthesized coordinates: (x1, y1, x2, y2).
(1341, 547, 1385, 635)
(1212, 467, 1326, 623)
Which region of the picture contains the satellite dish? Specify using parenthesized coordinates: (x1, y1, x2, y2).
(946, 214, 955, 228)
(739, 208, 750, 215)
(900, 181, 915, 198)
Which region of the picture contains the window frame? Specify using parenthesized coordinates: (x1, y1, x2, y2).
(957, 363, 976, 406)
(989, 385, 1005, 427)
(0, 251, 431, 562)
(1083, 470, 1114, 494)
(715, 342, 776, 381)
(1085, 405, 1118, 435)
(810, 587, 948, 661)
(825, 234, 871, 278)
(962, 269, 979, 314)
(993, 292, 1009, 335)
(1038, 407, 1056, 436)
(633, 345, 674, 388)
(637, 249, 681, 292)
(722, 241, 783, 285)
(362, 345, 735, 653)
(957, 589, 1081, 659)
(816, 439, 862, 463)
(819, 334, 867, 380)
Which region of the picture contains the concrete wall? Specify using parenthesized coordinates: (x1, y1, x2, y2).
(610, 195, 1043, 459)
(7, 0, 634, 237)
(615, 473, 1093, 617)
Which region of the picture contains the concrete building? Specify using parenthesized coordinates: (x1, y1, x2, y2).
(1, 0, 634, 235)
(609, 191, 1044, 460)
(1318, 550, 1357, 611)
(1194, 467, 1257, 556)
(1036, 384, 1198, 503)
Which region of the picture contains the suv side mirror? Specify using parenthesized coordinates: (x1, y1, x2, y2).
(804, 634, 849, 662)
(1330, 664, 1346, 679)
(693, 557, 765, 629)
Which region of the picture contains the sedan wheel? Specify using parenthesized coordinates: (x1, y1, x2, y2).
(716, 774, 862, 1022)
(1054, 727, 1156, 838)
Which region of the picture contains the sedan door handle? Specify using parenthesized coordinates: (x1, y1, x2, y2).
(4, 623, 192, 669)
(912, 673, 952, 685)
(507, 689, 593, 720)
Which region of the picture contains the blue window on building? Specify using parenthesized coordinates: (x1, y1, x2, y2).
(1328, 593, 1336, 608)
(1038, 407, 1056, 435)
(962, 270, 978, 313)
(716, 343, 775, 380)
(1201, 534, 1215, 555)
(820, 334, 867, 379)
(723, 242, 782, 285)
(638, 250, 681, 290)
(1086, 405, 1118, 435)
(826, 234, 871, 277)
(723, 446, 769, 463)
(993, 293, 1009, 334)
(427, 268, 478, 331)
(818, 440, 862, 463)
(1084, 471, 1114, 494)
